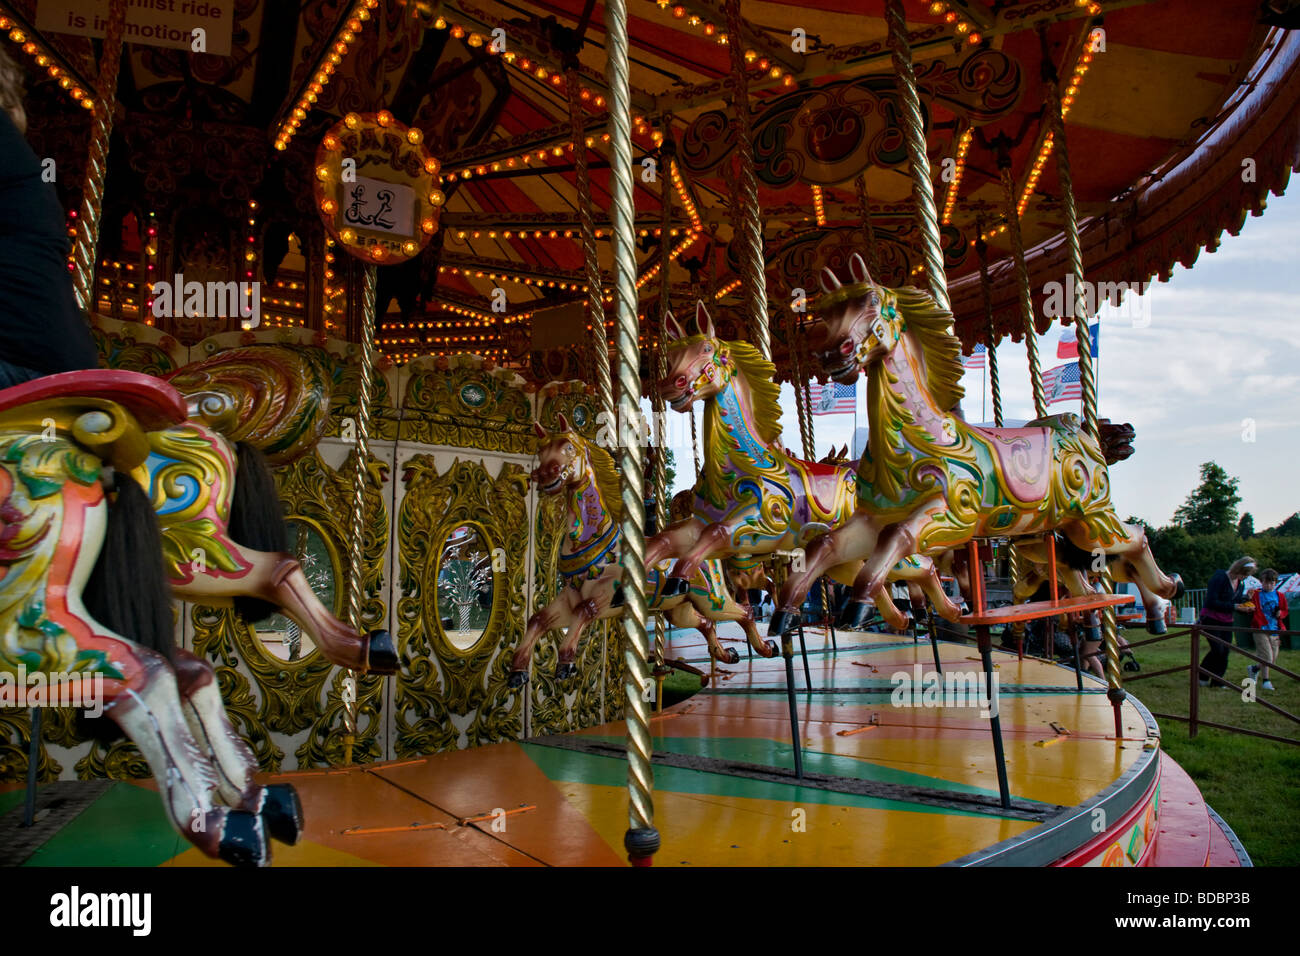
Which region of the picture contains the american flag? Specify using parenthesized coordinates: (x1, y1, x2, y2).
(962, 344, 987, 369)
(1042, 362, 1083, 404)
(810, 381, 856, 415)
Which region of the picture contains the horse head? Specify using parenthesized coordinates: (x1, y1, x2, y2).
(530, 413, 589, 495)
(815, 253, 904, 383)
(659, 301, 731, 412)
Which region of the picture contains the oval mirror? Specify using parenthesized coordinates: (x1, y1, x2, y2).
(435, 524, 495, 654)
(252, 517, 339, 663)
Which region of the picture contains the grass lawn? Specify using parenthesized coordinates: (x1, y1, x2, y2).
(1113, 627, 1300, 866)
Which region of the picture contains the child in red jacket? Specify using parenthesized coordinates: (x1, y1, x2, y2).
(1249, 569, 1289, 691)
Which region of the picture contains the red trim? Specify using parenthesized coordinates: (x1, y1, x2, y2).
(0, 369, 187, 430)
(1054, 754, 1161, 866)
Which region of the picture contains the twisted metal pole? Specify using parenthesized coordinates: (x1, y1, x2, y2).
(723, 0, 770, 362)
(885, 0, 947, 313)
(69, 0, 127, 313)
(976, 238, 1003, 428)
(1047, 81, 1123, 723)
(855, 174, 883, 280)
(1000, 166, 1046, 420)
(651, 150, 674, 693)
(567, 63, 614, 422)
(605, 0, 657, 866)
(784, 310, 814, 460)
(342, 264, 378, 764)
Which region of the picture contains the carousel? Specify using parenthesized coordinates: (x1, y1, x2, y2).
(1, 0, 1296, 868)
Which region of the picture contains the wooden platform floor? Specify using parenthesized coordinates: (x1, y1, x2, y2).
(4, 623, 1236, 867)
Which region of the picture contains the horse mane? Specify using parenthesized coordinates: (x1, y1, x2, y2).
(571, 432, 622, 523)
(670, 335, 783, 505)
(844, 285, 967, 502)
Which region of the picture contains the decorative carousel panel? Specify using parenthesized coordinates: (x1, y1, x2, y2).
(189, 446, 390, 771)
(398, 354, 532, 453)
(393, 456, 527, 757)
(536, 381, 601, 441)
(89, 315, 188, 375)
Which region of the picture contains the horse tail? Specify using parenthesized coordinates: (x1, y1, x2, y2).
(79, 471, 174, 743)
(227, 441, 289, 623)
(82, 470, 174, 662)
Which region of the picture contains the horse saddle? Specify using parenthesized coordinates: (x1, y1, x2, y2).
(975, 425, 1052, 504)
(0, 370, 188, 473)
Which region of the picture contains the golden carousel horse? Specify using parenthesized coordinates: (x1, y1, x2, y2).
(507, 416, 777, 688)
(644, 303, 958, 629)
(772, 254, 1182, 632)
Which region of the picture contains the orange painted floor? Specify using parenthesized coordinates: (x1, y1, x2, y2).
(12, 625, 1217, 867)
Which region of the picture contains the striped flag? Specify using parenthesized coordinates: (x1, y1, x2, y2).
(962, 344, 987, 369)
(1042, 362, 1083, 404)
(810, 381, 856, 415)
(1057, 323, 1100, 359)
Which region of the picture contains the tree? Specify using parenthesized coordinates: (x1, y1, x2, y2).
(1172, 462, 1241, 536)
(1237, 512, 1255, 538)
(1263, 512, 1300, 537)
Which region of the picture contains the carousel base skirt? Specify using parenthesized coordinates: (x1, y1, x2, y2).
(2, 627, 1245, 867)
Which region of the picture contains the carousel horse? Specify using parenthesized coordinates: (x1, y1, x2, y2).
(0, 370, 302, 866)
(771, 254, 1182, 632)
(644, 303, 959, 627)
(143, 346, 395, 674)
(508, 416, 777, 688)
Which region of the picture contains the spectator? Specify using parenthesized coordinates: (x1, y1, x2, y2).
(1198, 556, 1256, 688)
(1248, 569, 1288, 691)
(0, 47, 99, 386)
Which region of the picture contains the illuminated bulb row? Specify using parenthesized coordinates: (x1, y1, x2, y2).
(143, 211, 158, 322)
(1074, 0, 1103, 15)
(740, 47, 795, 87)
(927, 3, 983, 46)
(968, 222, 1009, 247)
(437, 301, 538, 326)
(0, 19, 96, 111)
(1017, 30, 1100, 215)
(323, 239, 344, 334)
(812, 185, 827, 227)
(274, 0, 378, 151)
(242, 200, 258, 327)
(670, 159, 701, 232)
(635, 230, 701, 290)
(440, 264, 590, 293)
(941, 129, 973, 225)
(714, 279, 743, 300)
(445, 126, 663, 183)
(647, 0, 796, 87)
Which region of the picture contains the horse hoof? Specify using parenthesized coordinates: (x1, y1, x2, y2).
(767, 609, 799, 637)
(364, 629, 398, 675)
(837, 601, 871, 631)
(1146, 616, 1168, 636)
(763, 640, 779, 658)
(660, 577, 689, 598)
(1170, 573, 1185, 600)
(747, 588, 765, 607)
(507, 670, 529, 689)
(260, 784, 303, 846)
(722, 648, 741, 665)
(219, 810, 270, 868)
(556, 661, 577, 680)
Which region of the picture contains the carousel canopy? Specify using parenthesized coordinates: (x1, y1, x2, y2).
(7, 0, 1299, 383)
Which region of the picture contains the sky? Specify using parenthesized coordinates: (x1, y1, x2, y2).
(660, 186, 1300, 530)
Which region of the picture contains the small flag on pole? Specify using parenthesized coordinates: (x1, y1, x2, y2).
(962, 344, 987, 369)
(1057, 323, 1099, 359)
(1042, 362, 1083, 404)
(810, 381, 856, 415)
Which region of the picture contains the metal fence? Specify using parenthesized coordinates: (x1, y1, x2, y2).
(1173, 588, 1206, 623)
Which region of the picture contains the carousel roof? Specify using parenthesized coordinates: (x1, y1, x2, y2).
(9, 0, 1300, 381)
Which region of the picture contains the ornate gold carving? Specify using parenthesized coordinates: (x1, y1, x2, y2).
(394, 456, 526, 756)
(400, 361, 532, 452)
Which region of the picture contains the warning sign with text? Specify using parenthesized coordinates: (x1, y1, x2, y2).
(37, 0, 234, 58)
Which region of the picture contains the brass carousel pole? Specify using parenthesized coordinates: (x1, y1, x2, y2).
(1047, 80, 1124, 732)
(69, 0, 127, 313)
(651, 132, 675, 712)
(1000, 162, 1047, 420)
(565, 57, 614, 424)
(884, 0, 947, 312)
(605, 0, 657, 867)
(976, 238, 1003, 429)
(855, 174, 883, 280)
(341, 264, 378, 765)
(784, 307, 820, 679)
(723, 0, 770, 362)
